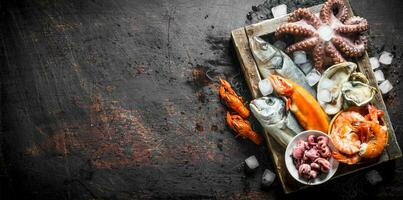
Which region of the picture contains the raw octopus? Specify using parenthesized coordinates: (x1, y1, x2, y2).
(292, 135, 332, 179)
(275, 0, 369, 72)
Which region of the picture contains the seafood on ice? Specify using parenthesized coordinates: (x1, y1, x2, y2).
(226, 112, 262, 145)
(268, 74, 330, 133)
(249, 36, 316, 96)
(317, 62, 356, 115)
(219, 79, 250, 118)
(275, 0, 369, 71)
(291, 134, 332, 180)
(342, 81, 376, 107)
(250, 96, 303, 148)
(330, 105, 388, 164)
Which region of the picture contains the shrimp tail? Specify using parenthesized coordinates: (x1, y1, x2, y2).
(332, 152, 361, 165)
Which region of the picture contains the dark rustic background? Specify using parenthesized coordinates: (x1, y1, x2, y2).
(0, 0, 402, 199)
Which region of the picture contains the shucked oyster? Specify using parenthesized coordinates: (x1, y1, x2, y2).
(317, 62, 357, 115)
(349, 72, 369, 84)
(342, 81, 376, 107)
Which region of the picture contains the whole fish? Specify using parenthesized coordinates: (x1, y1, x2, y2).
(268, 75, 330, 133)
(249, 36, 316, 96)
(250, 96, 303, 148)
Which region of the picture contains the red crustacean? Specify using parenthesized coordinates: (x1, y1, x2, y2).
(331, 105, 388, 164)
(219, 79, 250, 118)
(226, 112, 262, 145)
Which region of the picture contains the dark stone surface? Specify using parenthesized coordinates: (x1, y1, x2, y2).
(0, 0, 402, 199)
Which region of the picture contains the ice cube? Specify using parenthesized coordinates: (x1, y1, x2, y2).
(273, 40, 287, 50)
(262, 169, 276, 187)
(298, 62, 313, 74)
(318, 89, 332, 103)
(378, 80, 393, 94)
(373, 70, 385, 83)
(271, 4, 287, 18)
(369, 57, 380, 70)
(293, 51, 307, 65)
(245, 155, 259, 170)
(365, 170, 382, 185)
(305, 69, 321, 86)
(379, 51, 393, 65)
(317, 25, 334, 42)
(258, 79, 273, 96)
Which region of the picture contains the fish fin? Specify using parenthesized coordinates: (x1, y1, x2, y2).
(286, 98, 292, 111)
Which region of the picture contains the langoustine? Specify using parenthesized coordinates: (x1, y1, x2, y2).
(268, 75, 329, 133)
(219, 79, 250, 118)
(330, 105, 388, 165)
(226, 112, 262, 145)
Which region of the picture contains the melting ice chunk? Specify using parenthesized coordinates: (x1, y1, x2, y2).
(378, 80, 393, 94)
(273, 40, 287, 50)
(379, 51, 393, 65)
(293, 51, 307, 65)
(298, 62, 313, 75)
(245, 155, 259, 170)
(369, 57, 380, 70)
(318, 25, 334, 41)
(305, 69, 321, 86)
(365, 170, 383, 185)
(373, 70, 385, 83)
(262, 169, 276, 187)
(318, 89, 332, 103)
(258, 79, 273, 96)
(271, 4, 287, 18)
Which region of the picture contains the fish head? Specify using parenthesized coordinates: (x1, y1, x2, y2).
(268, 75, 293, 97)
(250, 36, 284, 70)
(250, 96, 286, 125)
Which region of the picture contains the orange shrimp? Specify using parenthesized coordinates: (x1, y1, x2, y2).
(359, 105, 388, 159)
(332, 152, 361, 165)
(329, 111, 366, 155)
(330, 105, 388, 164)
(226, 112, 261, 145)
(219, 79, 250, 118)
(268, 75, 329, 133)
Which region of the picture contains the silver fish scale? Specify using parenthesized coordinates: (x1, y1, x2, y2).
(250, 96, 303, 148)
(250, 36, 316, 97)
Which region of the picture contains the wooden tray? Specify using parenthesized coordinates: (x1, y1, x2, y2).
(231, 0, 402, 193)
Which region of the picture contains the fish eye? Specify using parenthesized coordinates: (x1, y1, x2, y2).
(266, 98, 274, 106)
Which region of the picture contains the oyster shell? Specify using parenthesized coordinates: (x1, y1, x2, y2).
(349, 72, 369, 84)
(342, 81, 376, 107)
(317, 62, 357, 115)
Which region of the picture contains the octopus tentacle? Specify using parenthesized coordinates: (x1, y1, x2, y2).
(274, 0, 369, 71)
(275, 23, 317, 38)
(331, 35, 367, 57)
(288, 8, 322, 29)
(335, 16, 368, 34)
(325, 43, 346, 64)
(285, 37, 319, 53)
(320, 0, 349, 24)
(312, 43, 325, 72)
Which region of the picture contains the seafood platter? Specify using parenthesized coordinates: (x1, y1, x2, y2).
(226, 0, 401, 193)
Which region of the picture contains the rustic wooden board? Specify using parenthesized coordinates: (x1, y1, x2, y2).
(231, 0, 402, 194)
